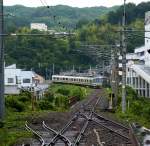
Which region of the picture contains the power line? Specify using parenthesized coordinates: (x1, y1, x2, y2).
(43, 0, 50, 8)
(39, 0, 46, 7)
(38, 0, 74, 31)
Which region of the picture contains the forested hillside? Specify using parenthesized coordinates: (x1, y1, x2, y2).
(5, 2, 150, 77)
(4, 5, 118, 32)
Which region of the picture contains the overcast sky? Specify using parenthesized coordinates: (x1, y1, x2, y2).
(4, 0, 150, 8)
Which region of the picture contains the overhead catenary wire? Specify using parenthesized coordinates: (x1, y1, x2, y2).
(39, 0, 46, 7)
(38, 0, 75, 32)
(43, 0, 50, 8)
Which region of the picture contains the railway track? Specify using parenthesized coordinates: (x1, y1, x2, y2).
(25, 89, 134, 146)
(25, 122, 45, 146)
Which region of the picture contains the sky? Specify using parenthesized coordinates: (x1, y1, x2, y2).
(4, 0, 150, 8)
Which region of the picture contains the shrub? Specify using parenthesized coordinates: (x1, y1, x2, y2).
(18, 95, 30, 102)
(6, 96, 25, 112)
(38, 100, 54, 110)
(44, 91, 54, 102)
(0, 121, 4, 128)
(57, 87, 70, 96)
(54, 94, 69, 108)
(20, 90, 31, 98)
(70, 87, 85, 101)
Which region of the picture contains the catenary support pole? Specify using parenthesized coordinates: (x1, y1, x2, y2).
(0, 0, 4, 119)
(122, 0, 127, 112)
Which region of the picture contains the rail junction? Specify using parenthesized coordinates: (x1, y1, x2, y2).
(25, 89, 138, 146)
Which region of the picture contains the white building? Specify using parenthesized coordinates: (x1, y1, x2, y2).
(30, 23, 48, 31)
(5, 64, 21, 86)
(5, 64, 36, 88)
(5, 64, 48, 97)
(126, 11, 150, 98)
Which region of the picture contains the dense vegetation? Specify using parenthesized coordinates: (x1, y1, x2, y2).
(5, 28, 95, 76)
(1, 2, 150, 145)
(0, 84, 91, 146)
(116, 86, 150, 128)
(5, 2, 150, 75)
(38, 84, 91, 110)
(4, 5, 118, 32)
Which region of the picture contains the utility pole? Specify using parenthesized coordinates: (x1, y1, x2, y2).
(111, 46, 119, 108)
(0, 0, 4, 119)
(31, 87, 36, 111)
(53, 63, 55, 75)
(114, 45, 119, 107)
(122, 0, 127, 112)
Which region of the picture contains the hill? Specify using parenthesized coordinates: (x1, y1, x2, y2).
(5, 2, 150, 76)
(4, 5, 118, 32)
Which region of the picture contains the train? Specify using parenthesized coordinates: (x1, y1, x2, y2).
(52, 75, 106, 87)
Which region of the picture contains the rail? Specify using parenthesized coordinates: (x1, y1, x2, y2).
(93, 112, 129, 130)
(25, 121, 46, 146)
(73, 96, 101, 145)
(129, 124, 141, 146)
(25, 90, 136, 146)
(92, 119, 131, 142)
(47, 114, 78, 146)
(42, 121, 72, 146)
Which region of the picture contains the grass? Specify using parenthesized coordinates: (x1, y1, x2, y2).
(105, 86, 150, 128)
(0, 111, 32, 146)
(0, 84, 93, 146)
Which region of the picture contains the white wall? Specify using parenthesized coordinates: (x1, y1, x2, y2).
(31, 23, 48, 31)
(5, 64, 36, 87)
(5, 68, 21, 86)
(145, 12, 150, 66)
(19, 71, 35, 87)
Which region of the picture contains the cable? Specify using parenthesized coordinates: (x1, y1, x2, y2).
(38, 0, 74, 32)
(43, 0, 50, 8)
(39, 0, 46, 7)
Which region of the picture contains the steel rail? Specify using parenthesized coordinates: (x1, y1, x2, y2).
(78, 97, 131, 144)
(78, 113, 131, 144)
(25, 121, 46, 146)
(72, 119, 89, 146)
(47, 114, 78, 146)
(93, 112, 129, 130)
(73, 96, 101, 146)
(42, 121, 72, 146)
(92, 119, 131, 142)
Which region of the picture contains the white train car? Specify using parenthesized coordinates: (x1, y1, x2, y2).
(52, 75, 105, 87)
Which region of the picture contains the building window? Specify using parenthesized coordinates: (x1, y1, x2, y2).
(8, 78, 14, 83)
(23, 79, 31, 83)
(143, 80, 145, 88)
